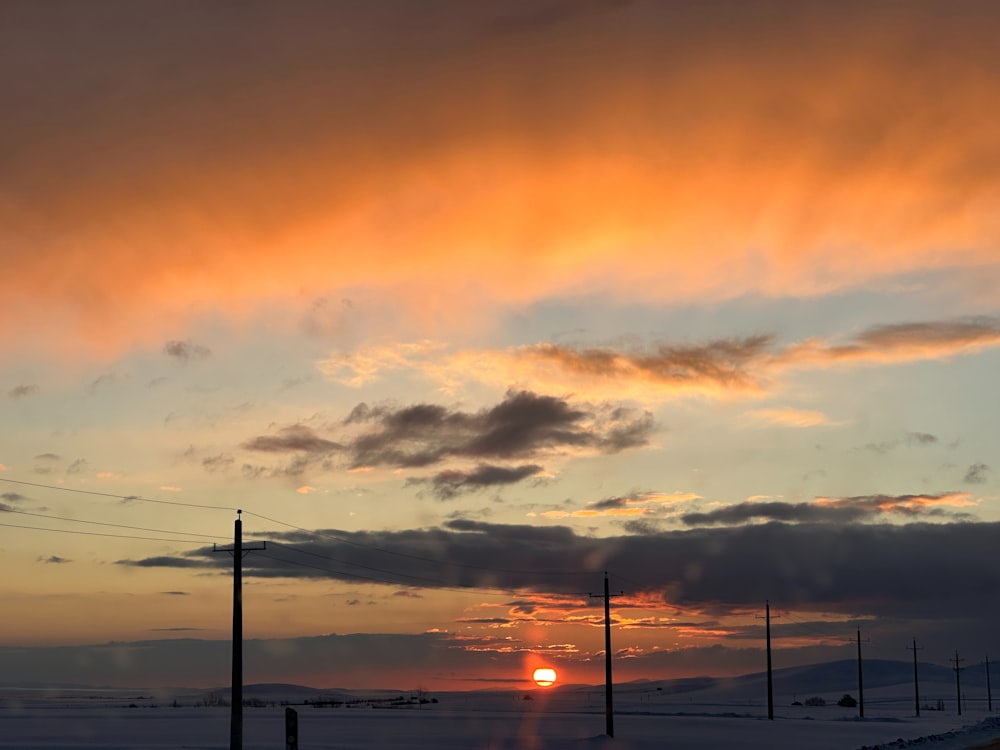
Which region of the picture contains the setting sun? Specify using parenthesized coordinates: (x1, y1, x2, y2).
(532, 667, 557, 687)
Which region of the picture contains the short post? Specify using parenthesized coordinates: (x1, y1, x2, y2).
(285, 707, 299, 750)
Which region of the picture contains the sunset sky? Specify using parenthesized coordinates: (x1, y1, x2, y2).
(1, 0, 999, 692)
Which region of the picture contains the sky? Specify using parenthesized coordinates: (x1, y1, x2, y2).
(1, 0, 999, 692)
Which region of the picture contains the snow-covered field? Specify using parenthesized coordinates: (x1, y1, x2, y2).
(2, 662, 998, 750)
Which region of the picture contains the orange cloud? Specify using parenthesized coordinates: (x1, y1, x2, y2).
(538, 490, 701, 520)
(3, 3, 998, 357)
(324, 318, 1000, 403)
(747, 408, 831, 427)
(813, 492, 977, 513)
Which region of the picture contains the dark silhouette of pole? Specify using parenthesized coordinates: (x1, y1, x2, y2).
(952, 651, 964, 716)
(907, 639, 922, 717)
(857, 628, 865, 719)
(603, 574, 613, 737)
(214, 510, 265, 750)
(988, 655, 993, 712)
(764, 601, 774, 720)
(589, 573, 622, 737)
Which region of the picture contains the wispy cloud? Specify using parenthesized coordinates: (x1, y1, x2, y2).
(7, 384, 39, 399)
(322, 318, 1000, 404)
(411, 464, 545, 501)
(538, 491, 701, 519)
(746, 408, 830, 427)
(964, 463, 990, 484)
(241, 425, 342, 455)
(163, 339, 211, 361)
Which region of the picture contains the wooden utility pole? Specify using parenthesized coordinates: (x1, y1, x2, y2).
(589, 573, 622, 737)
(952, 651, 964, 716)
(987, 655, 993, 712)
(214, 510, 266, 750)
(756, 602, 775, 720)
(856, 628, 866, 719)
(907, 639, 922, 717)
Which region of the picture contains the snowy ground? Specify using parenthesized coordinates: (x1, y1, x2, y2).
(1, 683, 998, 750)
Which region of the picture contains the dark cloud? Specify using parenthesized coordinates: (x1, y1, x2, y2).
(861, 440, 896, 455)
(202, 454, 235, 472)
(7, 384, 39, 399)
(342, 390, 653, 469)
(149, 627, 202, 633)
(526, 337, 772, 392)
(964, 463, 990, 484)
(392, 590, 423, 599)
(119, 517, 1000, 622)
(163, 339, 211, 361)
(1, 492, 26, 503)
(160, 591, 188, 596)
(621, 518, 662, 535)
(519, 318, 1000, 395)
(40, 555, 70, 564)
(588, 495, 631, 510)
(240, 390, 652, 482)
(118, 555, 206, 569)
(33, 453, 60, 461)
(66, 458, 88, 475)
(241, 425, 341, 454)
(681, 494, 973, 526)
(837, 317, 1000, 355)
(416, 463, 543, 500)
(88, 373, 117, 392)
(861, 431, 940, 455)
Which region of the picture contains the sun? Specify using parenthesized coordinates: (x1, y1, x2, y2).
(532, 667, 557, 687)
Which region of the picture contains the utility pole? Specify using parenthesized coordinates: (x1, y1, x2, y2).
(951, 651, 964, 716)
(856, 628, 868, 719)
(589, 573, 622, 737)
(987, 655, 993, 712)
(214, 510, 266, 750)
(907, 639, 922, 717)
(756, 602, 776, 720)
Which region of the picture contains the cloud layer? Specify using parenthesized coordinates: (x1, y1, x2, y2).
(4, 2, 999, 354)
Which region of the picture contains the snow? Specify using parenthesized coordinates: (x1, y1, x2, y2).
(1, 666, 998, 749)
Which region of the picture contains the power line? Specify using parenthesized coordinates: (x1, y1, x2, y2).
(1, 476, 598, 588)
(0, 476, 236, 512)
(2, 478, 589, 580)
(4, 507, 224, 541)
(0, 519, 215, 545)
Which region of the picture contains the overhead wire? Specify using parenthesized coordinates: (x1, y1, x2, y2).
(4, 506, 224, 541)
(0, 476, 237, 512)
(0, 519, 217, 545)
(0, 476, 589, 592)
